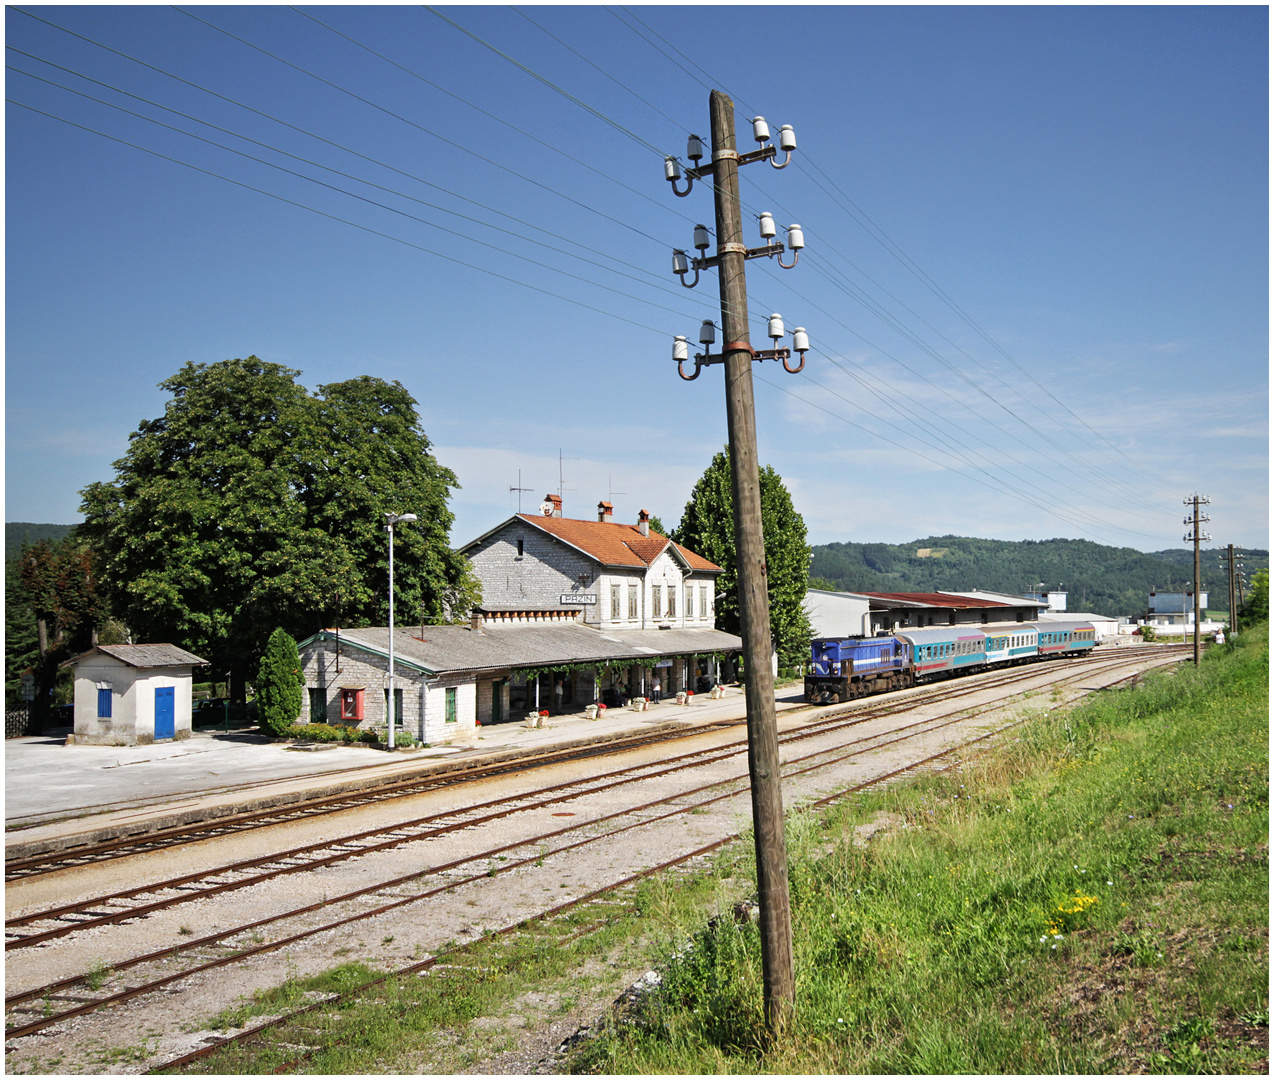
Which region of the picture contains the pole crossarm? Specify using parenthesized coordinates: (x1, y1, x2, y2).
(677, 345, 805, 382)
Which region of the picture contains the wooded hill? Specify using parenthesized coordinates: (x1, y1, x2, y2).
(6, 522, 77, 560)
(810, 536, 1269, 620)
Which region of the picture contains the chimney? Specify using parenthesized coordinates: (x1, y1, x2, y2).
(545, 493, 562, 518)
(638, 509, 650, 537)
(597, 500, 613, 523)
(469, 610, 484, 632)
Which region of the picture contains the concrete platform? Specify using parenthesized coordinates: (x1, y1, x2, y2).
(5, 686, 814, 859)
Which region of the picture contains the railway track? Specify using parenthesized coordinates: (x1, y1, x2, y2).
(154, 649, 1175, 1074)
(5, 646, 1179, 1057)
(7, 645, 1180, 882)
(5, 650, 1156, 951)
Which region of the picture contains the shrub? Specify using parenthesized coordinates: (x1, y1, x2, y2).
(256, 628, 304, 736)
(285, 722, 346, 742)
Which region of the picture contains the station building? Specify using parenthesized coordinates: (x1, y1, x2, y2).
(806, 588, 1048, 638)
(297, 496, 742, 743)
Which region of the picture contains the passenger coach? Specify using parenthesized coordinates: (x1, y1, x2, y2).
(803, 618, 1099, 704)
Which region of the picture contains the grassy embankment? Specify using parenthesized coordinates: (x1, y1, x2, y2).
(168, 632, 1267, 1075)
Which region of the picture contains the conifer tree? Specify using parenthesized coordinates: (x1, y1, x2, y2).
(672, 448, 813, 668)
(256, 627, 304, 736)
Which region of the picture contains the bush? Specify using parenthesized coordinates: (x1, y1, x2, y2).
(285, 722, 347, 742)
(256, 628, 304, 736)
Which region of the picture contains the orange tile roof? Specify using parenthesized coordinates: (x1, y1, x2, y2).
(518, 514, 721, 572)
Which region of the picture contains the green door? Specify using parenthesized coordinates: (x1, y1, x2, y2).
(491, 679, 505, 724)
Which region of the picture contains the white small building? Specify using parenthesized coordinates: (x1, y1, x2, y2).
(805, 589, 872, 638)
(1145, 590, 1209, 626)
(63, 644, 208, 746)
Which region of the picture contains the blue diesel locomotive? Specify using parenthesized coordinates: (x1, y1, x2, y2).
(804, 619, 1098, 704)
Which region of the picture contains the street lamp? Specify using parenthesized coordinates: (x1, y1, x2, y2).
(386, 512, 417, 750)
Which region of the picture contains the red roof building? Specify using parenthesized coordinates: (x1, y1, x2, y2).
(459, 494, 725, 633)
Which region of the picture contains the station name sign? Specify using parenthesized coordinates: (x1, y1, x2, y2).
(560, 593, 597, 605)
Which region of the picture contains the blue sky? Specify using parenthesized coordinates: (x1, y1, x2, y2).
(6, 5, 1268, 558)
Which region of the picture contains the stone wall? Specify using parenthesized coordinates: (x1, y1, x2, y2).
(467, 523, 601, 623)
(299, 642, 477, 745)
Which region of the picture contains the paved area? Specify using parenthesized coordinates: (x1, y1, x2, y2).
(5, 686, 814, 858)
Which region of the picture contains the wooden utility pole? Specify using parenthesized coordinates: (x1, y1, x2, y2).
(1219, 543, 1244, 635)
(708, 88, 795, 1034)
(1183, 494, 1210, 665)
(1227, 543, 1237, 635)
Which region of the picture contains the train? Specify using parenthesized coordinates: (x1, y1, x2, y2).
(804, 619, 1099, 704)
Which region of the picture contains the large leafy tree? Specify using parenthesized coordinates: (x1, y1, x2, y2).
(80, 356, 480, 699)
(672, 448, 814, 668)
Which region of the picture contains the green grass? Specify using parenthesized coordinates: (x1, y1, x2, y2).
(169, 632, 1268, 1075)
(167, 874, 734, 1074)
(573, 628, 1268, 1074)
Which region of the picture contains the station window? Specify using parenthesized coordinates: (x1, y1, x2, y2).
(445, 687, 457, 723)
(340, 688, 365, 721)
(628, 584, 638, 620)
(97, 686, 112, 719)
(611, 584, 621, 621)
(667, 586, 676, 619)
(652, 585, 662, 620)
(309, 688, 328, 723)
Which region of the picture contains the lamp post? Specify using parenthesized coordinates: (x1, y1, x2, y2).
(386, 512, 417, 749)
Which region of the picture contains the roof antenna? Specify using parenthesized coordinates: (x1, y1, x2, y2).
(510, 468, 533, 514)
(558, 449, 579, 500)
(608, 473, 627, 512)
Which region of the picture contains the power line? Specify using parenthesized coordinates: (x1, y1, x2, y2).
(6, 67, 709, 327)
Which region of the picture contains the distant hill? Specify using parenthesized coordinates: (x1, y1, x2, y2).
(810, 536, 1269, 620)
(6, 522, 78, 560)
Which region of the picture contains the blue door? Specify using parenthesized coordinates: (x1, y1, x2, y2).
(155, 686, 175, 740)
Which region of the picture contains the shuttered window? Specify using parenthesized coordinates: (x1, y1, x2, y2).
(97, 688, 112, 718)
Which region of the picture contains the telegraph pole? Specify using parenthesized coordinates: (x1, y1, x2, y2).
(710, 89, 794, 1035)
(1183, 495, 1211, 665)
(663, 90, 807, 1035)
(1219, 544, 1243, 635)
